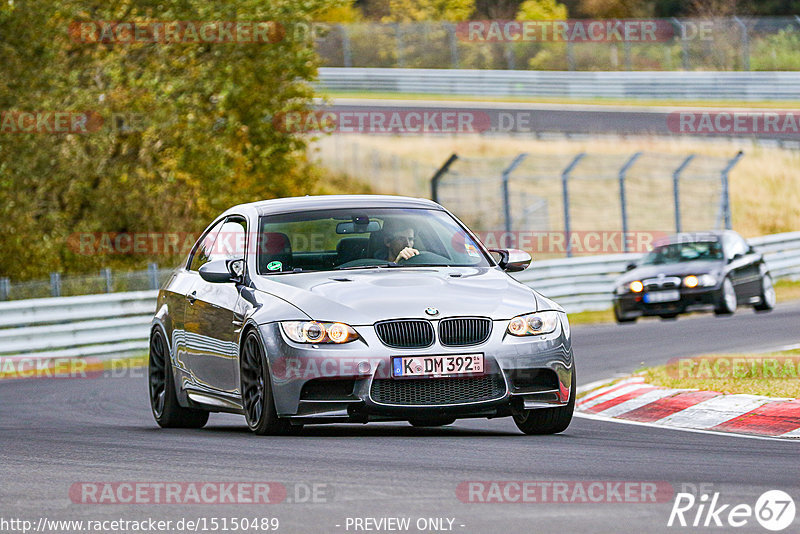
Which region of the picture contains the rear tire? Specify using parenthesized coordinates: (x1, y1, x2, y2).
(513, 371, 575, 435)
(148, 329, 209, 429)
(240, 330, 297, 436)
(754, 274, 776, 312)
(409, 417, 456, 427)
(714, 277, 737, 316)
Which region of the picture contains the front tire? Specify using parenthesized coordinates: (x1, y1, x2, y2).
(754, 274, 776, 312)
(614, 305, 637, 324)
(240, 330, 297, 436)
(714, 277, 737, 316)
(148, 329, 209, 429)
(513, 371, 575, 435)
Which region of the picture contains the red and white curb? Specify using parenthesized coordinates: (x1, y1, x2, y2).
(577, 377, 800, 439)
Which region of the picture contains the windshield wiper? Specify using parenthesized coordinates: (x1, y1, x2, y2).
(334, 262, 398, 270)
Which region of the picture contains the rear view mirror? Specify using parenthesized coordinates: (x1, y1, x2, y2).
(336, 221, 381, 234)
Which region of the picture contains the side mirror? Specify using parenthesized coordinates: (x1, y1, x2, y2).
(490, 248, 532, 272)
(730, 253, 743, 263)
(199, 258, 244, 283)
(626, 262, 637, 271)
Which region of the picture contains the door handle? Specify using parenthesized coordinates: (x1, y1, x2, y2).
(186, 291, 197, 304)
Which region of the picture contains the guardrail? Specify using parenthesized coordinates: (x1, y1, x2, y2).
(1, 231, 798, 364)
(317, 68, 800, 101)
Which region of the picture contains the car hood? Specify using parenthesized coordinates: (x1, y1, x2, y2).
(617, 260, 724, 285)
(251, 267, 561, 325)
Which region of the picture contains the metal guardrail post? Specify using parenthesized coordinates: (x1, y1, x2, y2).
(148, 263, 159, 290)
(567, 40, 575, 71)
(50, 272, 61, 297)
(102, 268, 113, 293)
(430, 153, 458, 203)
(340, 24, 352, 68)
(671, 18, 689, 70)
(672, 154, 695, 233)
(394, 23, 404, 68)
(720, 151, 744, 230)
(501, 153, 529, 234)
(733, 17, 750, 71)
(561, 153, 585, 258)
(618, 152, 642, 252)
(624, 41, 632, 71)
(0, 277, 9, 301)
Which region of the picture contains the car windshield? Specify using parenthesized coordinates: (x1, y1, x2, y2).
(256, 207, 492, 274)
(640, 240, 724, 265)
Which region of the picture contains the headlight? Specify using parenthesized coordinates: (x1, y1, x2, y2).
(280, 321, 360, 344)
(506, 311, 561, 336)
(629, 280, 644, 293)
(683, 274, 716, 288)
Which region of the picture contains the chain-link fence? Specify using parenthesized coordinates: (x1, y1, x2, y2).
(313, 17, 800, 71)
(0, 264, 175, 301)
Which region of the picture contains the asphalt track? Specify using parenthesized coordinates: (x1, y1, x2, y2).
(2, 302, 799, 534)
(326, 99, 800, 142)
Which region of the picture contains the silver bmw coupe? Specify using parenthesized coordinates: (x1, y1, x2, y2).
(148, 195, 575, 435)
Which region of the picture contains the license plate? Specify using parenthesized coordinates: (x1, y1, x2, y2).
(392, 354, 484, 378)
(644, 290, 680, 303)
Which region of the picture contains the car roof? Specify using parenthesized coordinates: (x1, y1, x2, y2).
(652, 231, 731, 247)
(222, 195, 443, 217)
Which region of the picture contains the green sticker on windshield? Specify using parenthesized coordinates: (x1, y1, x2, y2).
(267, 261, 282, 271)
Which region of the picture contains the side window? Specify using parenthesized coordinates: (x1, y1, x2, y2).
(188, 220, 225, 271)
(211, 219, 247, 262)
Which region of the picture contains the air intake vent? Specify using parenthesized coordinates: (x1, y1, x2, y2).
(374, 320, 434, 349)
(439, 317, 492, 346)
(371, 374, 506, 405)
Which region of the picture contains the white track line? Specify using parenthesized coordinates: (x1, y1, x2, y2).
(574, 412, 798, 442)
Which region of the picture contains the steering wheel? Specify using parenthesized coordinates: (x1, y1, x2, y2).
(336, 258, 391, 269)
(397, 251, 451, 265)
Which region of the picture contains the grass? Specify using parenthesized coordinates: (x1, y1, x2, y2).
(641, 348, 800, 398)
(323, 91, 800, 110)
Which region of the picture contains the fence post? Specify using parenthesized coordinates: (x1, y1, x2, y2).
(50, 272, 61, 297)
(733, 16, 750, 71)
(340, 24, 353, 68)
(430, 153, 459, 203)
(395, 23, 404, 67)
(618, 152, 642, 253)
(624, 40, 632, 71)
(0, 277, 9, 301)
(671, 154, 695, 233)
(671, 18, 689, 70)
(501, 153, 529, 233)
(446, 23, 459, 68)
(101, 267, 113, 293)
(720, 151, 744, 230)
(567, 40, 576, 71)
(148, 263, 159, 290)
(561, 153, 586, 258)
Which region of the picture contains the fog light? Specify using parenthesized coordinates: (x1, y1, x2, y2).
(684, 275, 699, 288)
(630, 280, 644, 293)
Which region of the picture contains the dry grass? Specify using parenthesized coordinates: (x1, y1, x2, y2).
(319, 134, 800, 238)
(641, 349, 800, 398)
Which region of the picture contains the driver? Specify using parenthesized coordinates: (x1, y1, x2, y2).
(380, 220, 419, 263)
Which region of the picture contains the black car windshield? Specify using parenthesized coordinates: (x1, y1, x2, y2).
(640, 240, 724, 265)
(256, 207, 492, 274)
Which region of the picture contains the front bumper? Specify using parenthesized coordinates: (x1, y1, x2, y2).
(614, 286, 720, 319)
(257, 318, 574, 422)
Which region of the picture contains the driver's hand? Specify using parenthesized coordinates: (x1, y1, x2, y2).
(395, 247, 419, 262)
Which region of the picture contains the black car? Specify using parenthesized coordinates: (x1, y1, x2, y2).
(613, 231, 775, 323)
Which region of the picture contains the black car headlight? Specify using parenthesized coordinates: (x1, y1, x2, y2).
(280, 321, 360, 344)
(683, 274, 716, 288)
(507, 311, 560, 336)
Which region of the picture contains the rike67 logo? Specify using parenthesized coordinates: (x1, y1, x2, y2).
(668, 490, 795, 531)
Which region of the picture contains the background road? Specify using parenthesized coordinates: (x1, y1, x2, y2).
(2, 302, 799, 534)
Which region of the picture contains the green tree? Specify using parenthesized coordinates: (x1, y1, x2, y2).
(517, 0, 568, 19)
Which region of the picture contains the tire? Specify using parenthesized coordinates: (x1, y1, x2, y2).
(148, 329, 209, 429)
(513, 370, 575, 435)
(240, 330, 298, 436)
(409, 417, 456, 427)
(754, 274, 776, 312)
(714, 277, 737, 316)
(614, 305, 637, 324)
